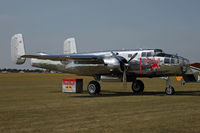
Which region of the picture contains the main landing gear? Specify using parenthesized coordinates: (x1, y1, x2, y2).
(87, 77, 175, 95)
(131, 80, 144, 93)
(87, 81, 101, 95)
(87, 79, 145, 95)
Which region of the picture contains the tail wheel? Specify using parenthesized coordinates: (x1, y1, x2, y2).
(132, 80, 144, 93)
(87, 81, 101, 95)
(165, 86, 175, 95)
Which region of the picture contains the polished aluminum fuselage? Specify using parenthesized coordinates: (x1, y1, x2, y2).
(31, 49, 190, 79)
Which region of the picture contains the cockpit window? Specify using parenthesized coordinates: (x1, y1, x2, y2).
(156, 53, 175, 58)
(154, 49, 163, 53)
(147, 52, 152, 57)
(164, 58, 170, 64)
(171, 58, 175, 64)
(141, 52, 147, 57)
(154, 49, 163, 55)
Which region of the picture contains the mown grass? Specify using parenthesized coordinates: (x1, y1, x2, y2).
(0, 73, 200, 133)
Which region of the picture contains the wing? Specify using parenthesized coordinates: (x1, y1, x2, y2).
(22, 54, 104, 63)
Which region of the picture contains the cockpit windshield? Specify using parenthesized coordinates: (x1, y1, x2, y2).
(155, 53, 176, 58)
(154, 49, 163, 55)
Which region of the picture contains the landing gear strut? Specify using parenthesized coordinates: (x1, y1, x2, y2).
(87, 81, 101, 95)
(131, 80, 144, 93)
(164, 77, 175, 95)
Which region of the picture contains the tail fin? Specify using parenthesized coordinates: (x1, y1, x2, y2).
(64, 38, 77, 54)
(11, 34, 26, 64)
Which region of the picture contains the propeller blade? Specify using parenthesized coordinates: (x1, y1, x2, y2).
(123, 68, 127, 82)
(123, 69, 127, 88)
(111, 51, 123, 63)
(111, 51, 132, 89)
(127, 53, 138, 63)
(123, 81, 127, 88)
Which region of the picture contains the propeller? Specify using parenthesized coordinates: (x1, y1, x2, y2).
(111, 51, 138, 88)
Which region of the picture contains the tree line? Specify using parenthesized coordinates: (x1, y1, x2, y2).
(0, 68, 44, 73)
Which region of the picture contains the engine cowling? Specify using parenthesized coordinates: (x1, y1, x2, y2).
(103, 57, 122, 73)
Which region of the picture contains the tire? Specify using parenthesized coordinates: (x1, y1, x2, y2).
(165, 86, 175, 95)
(87, 81, 101, 95)
(132, 80, 144, 93)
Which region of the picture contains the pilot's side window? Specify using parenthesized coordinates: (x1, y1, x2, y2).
(147, 52, 152, 57)
(164, 58, 170, 64)
(171, 58, 175, 64)
(141, 52, 147, 57)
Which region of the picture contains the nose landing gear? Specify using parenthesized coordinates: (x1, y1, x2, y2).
(164, 77, 175, 95)
(165, 86, 175, 95)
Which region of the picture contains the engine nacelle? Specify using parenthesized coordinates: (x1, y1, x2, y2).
(103, 57, 122, 73)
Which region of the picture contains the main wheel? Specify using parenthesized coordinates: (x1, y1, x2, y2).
(132, 80, 144, 93)
(165, 86, 175, 95)
(87, 81, 101, 95)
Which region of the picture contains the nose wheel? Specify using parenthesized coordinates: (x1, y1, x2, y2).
(165, 86, 175, 95)
(87, 81, 101, 95)
(164, 77, 175, 95)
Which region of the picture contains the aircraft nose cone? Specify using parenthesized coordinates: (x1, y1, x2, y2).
(178, 56, 190, 65)
(184, 58, 190, 65)
(180, 57, 190, 73)
(182, 57, 190, 66)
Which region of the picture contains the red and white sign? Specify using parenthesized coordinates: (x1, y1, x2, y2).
(62, 79, 83, 93)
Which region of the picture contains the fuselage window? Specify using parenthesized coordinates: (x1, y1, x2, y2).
(141, 52, 147, 57)
(164, 58, 170, 64)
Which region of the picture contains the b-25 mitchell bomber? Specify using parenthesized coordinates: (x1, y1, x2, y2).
(11, 34, 200, 95)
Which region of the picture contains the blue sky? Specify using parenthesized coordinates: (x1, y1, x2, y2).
(0, 0, 200, 69)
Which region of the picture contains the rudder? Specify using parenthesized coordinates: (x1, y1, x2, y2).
(64, 38, 77, 54)
(11, 34, 26, 64)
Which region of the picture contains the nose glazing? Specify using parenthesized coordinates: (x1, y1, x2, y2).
(178, 56, 190, 73)
(178, 56, 189, 65)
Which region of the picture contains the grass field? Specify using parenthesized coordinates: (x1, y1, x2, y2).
(0, 73, 200, 133)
